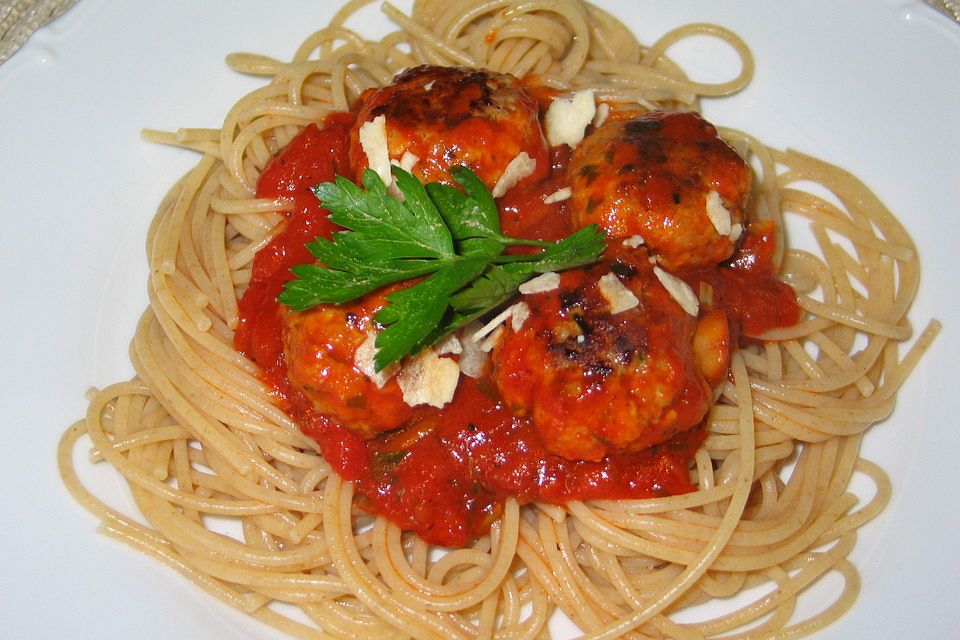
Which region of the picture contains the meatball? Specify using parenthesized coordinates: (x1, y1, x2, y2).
(569, 110, 751, 272)
(282, 288, 412, 438)
(490, 250, 712, 462)
(349, 65, 549, 190)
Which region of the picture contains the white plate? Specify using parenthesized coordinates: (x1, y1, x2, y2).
(2, 1, 957, 638)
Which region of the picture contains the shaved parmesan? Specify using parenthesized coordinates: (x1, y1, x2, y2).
(545, 89, 596, 147)
(654, 266, 699, 316)
(470, 302, 527, 343)
(396, 348, 460, 408)
(359, 115, 391, 187)
(543, 187, 572, 204)
(593, 102, 610, 128)
(479, 326, 505, 352)
(398, 150, 419, 172)
(458, 322, 489, 378)
(598, 273, 640, 314)
(729, 222, 743, 241)
(510, 302, 530, 331)
(387, 152, 421, 199)
(433, 333, 463, 356)
(492, 152, 536, 198)
(353, 332, 399, 388)
(622, 235, 645, 248)
(705, 190, 732, 236)
(519, 271, 560, 295)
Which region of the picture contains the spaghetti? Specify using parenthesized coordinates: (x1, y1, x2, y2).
(59, 1, 938, 638)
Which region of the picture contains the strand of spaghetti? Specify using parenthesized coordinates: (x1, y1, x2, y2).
(693, 533, 859, 639)
(510, 1, 591, 77)
(641, 23, 754, 96)
(817, 459, 891, 542)
(552, 513, 629, 621)
(144, 255, 307, 440)
(776, 332, 882, 394)
(58, 427, 323, 631)
(219, 84, 296, 193)
(154, 154, 216, 274)
(594, 467, 818, 548)
(371, 519, 520, 610)
(782, 196, 915, 267)
(140, 129, 221, 155)
(178, 551, 350, 597)
(536, 512, 605, 631)
(124, 461, 331, 571)
(298, 599, 401, 640)
(59, 420, 174, 549)
(554, 519, 699, 640)
(591, 551, 694, 640)
(131, 307, 259, 477)
(778, 149, 920, 263)
(133, 317, 329, 511)
(148, 206, 259, 374)
(322, 473, 474, 640)
(381, 2, 477, 66)
(210, 195, 291, 215)
(81, 383, 278, 514)
(206, 210, 240, 328)
(755, 393, 893, 433)
(796, 294, 910, 339)
(90, 424, 191, 457)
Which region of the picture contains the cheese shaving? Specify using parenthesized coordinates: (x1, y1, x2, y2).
(433, 333, 463, 356)
(470, 302, 527, 342)
(544, 89, 596, 147)
(543, 187, 572, 204)
(491, 152, 536, 198)
(593, 102, 610, 128)
(705, 190, 732, 236)
(353, 331, 399, 388)
(479, 326, 504, 352)
(458, 322, 488, 378)
(396, 348, 460, 408)
(358, 115, 391, 187)
(597, 273, 640, 314)
(622, 235, 645, 248)
(519, 271, 560, 295)
(398, 150, 419, 172)
(654, 266, 699, 316)
(729, 222, 743, 241)
(510, 302, 530, 331)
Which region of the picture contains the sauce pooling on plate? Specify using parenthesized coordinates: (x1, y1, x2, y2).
(235, 66, 801, 547)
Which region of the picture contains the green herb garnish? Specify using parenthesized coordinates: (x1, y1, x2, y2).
(278, 165, 604, 371)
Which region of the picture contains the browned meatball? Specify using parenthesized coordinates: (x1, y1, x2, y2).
(282, 288, 412, 438)
(349, 65, 549, 190)
(490, 250, 712, 462)
(569, 110, 750, 272)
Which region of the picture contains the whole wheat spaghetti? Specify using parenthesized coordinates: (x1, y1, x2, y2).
(59, 1, 938, 638)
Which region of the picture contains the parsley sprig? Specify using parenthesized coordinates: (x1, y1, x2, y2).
(278, 165, 604, 370)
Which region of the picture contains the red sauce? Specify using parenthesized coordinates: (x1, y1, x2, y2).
(235, 115, 354, 399)
(696, 222, 803, 338)
(235, 117, 801, 548)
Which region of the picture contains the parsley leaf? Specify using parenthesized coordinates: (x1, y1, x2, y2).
(278, 165, 604, 370)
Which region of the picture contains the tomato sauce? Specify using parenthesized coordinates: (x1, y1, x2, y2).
(235, 117, 801, 548)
